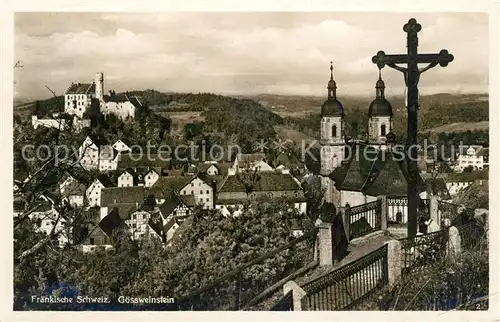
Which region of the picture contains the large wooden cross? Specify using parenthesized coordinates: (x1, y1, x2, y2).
(371, 18, 454, 238)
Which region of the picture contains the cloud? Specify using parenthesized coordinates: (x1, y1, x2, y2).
(14, 12, 488, 99)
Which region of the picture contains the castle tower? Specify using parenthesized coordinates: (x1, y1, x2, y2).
(320, 63, 345, 204)
(368, 70, 393, 150)
(95, 72, 104, 101)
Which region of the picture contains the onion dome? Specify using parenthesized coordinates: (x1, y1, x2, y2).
(368, 70, 393, 117)
(321, 62, 344, 117)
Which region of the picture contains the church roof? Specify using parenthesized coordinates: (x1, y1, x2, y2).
(363, 152, 409, 197)
(329, 143, 380, 191)
(368, 98, 393, 117)
(329, 144, 425, 196)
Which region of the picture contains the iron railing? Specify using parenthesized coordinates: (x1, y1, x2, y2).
(399, 229, 448, 276)
(387, 197, 407, 223)
(270, 290, 294, 311)
(300, 244, 388, 310)
(348, 200, 382, 240)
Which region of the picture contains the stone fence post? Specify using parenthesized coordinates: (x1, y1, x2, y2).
(447, 226, 461, 259)
(343, 204, 351, 241)
(385, 239, 403, 289)
(429, 195, 440, 224)
(283, 281, 307, 311)
(378, 195, 388, 231)
(317, 221, 334, 266)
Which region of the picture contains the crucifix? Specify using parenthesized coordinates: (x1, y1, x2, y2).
(371, 18, 454, 238)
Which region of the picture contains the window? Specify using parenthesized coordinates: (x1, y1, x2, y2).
(191, 190, 194, 195)
(381, 124, 387, 136)
(332, 125, 337, 138)
(199, 183, 201, 186)
(89, 237, 95, 245)
(206, 198, 209, 202)
(183, 191, 186, 195)
(191, 183, 194, 187)
(206, 190, 209, 194)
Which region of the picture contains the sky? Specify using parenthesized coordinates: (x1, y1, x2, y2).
(14, 12, 489, 100)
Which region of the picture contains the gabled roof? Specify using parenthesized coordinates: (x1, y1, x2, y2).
(218, 172, 302, 193)
(237, 153, 266, 165)
(96, 174, 115, 187)
(113, 138, 133, 148)
(198, 174, 225, 190)
(128, 96, 143, 108)
(179, 195, 196, 207)
(363, 152, 412, 197)
(103, 93, 129, 103)
(98, 209, 127, 237)
(159, 197, 182, 217)
(330, 144, 425, 197)
(65, 83, 95, 95)
(108, 203, 139, 220)
(149, 175, 195, 198)
(100, 186, 146, 206)
(329, 143, 379, 192)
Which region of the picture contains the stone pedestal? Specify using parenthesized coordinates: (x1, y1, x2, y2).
(283, 281, 307, 311)
(378, 195, 388, 230)
(447, 226, 461, 259)
(317, 222, 334, 266)
(385, 239, 403, 289)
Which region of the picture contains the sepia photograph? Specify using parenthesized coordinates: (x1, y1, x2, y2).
(8, 8, 493, 315)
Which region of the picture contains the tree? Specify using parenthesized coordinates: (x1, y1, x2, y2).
(463, 165, 474, 173)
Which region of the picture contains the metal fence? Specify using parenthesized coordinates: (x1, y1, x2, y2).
(348, 200, 382, 240)
(270, 290, 294, 311)
(387, 197, 408, 223)
(300, 244, 388, 310)
(399, 230, 448, 276)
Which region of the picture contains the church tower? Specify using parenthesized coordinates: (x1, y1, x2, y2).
(368, 70, 393, 150)
(320, 63, 345, 203)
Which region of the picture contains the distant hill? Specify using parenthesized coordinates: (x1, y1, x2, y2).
(238, 93, 489, 140)
(15, 90, 488, 148)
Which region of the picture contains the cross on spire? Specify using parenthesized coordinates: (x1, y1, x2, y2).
(330, 61, 334, 80)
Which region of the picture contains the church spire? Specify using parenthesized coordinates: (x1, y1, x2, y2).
(328, 62, 337, 99)
(375, 68, 385, 98)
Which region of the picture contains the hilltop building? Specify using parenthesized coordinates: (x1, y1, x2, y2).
(64, 72, 143, 120)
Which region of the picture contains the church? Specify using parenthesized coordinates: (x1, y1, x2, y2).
(319, 63, 425, 211)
